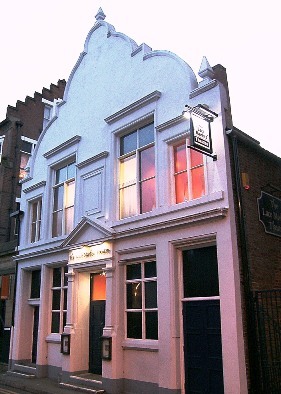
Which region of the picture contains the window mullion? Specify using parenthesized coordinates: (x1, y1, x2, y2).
(62, 182, 67, 235)
(141, 265, 145, 339)
(35, 203, 39, 241)
(186, 143, 192, 200)
(60, 271, 64, 332)
(136, 149, 141, 214)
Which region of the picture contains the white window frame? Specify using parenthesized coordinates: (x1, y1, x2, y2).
(20, 136, 37, 180)
(171, 137, 207, 204)
(0, 136, 4, 163)
(42, 98, 62, 129)
(125, 260, 158, 340)
(30, 198, 42, 243)
(51, 266, 68, 334)
(51, 160, 76, 238)
(118, 122, 155, 219)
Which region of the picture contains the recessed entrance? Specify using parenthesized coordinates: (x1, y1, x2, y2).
(182, 246, 224, 393)
(32, 306, 39, 364)
(89, 273, 106, 375)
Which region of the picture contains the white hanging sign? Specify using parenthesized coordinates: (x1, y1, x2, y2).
(190, 114, 213, 154)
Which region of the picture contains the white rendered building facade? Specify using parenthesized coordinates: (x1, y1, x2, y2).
(11, 9, 248, 394)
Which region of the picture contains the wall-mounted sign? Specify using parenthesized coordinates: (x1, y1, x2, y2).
(101, 336, 112, 360)
(258, 191, 281, 237)
(61, 333, 70, 355)
(190, 114, 213, 154)
(69, 242, 112, 264)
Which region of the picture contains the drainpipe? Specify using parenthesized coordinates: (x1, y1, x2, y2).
(9, 120, 23, 369)
(10, 120, 23, 326)
(226, 128, 259, 393)
(8, 121, 23, 240)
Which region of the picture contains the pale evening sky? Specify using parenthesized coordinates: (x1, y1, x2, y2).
(0, 0, 280, 156)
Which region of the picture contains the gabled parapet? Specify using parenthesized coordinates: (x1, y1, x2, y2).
(63, 7, 198, 102)
(6, 80, 66, 120)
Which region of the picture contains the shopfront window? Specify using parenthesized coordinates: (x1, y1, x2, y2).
(125, 260, 158, 340)
(51, 266, 68, 333)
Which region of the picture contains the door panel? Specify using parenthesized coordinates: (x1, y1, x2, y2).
(89, 300, 105, 374)
(183, 300, 224, 393)
(32, 306, 39, 364)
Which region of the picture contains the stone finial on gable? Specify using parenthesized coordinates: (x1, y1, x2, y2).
(198, 56, 215, 85)
(95, 7, 106, 21)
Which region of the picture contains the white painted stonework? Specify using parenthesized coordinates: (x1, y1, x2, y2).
(11, 8, 248, 394)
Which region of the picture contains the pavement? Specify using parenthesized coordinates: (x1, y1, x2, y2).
(0, 363, 93, 394)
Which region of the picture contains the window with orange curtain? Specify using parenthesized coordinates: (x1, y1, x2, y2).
(174, 140, 205, 204)
(0, 275, 10, 299)
(91, 274, 106, 301)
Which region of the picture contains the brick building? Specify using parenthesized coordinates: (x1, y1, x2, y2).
(226, 126, 281, 392)
(0, 79, 66, 362)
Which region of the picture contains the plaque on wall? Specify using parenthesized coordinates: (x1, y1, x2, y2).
(257, 191, 281, 237)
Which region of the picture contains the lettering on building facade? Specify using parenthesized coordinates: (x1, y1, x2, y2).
(258, 192, 281, 237)
(69, 243, 112, 263)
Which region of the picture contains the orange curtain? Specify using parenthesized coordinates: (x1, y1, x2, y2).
(1, 275, 10, 299)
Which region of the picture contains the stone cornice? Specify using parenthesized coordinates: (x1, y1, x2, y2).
(104, 91, 161, 124)
(113, 207, 228, 239)
(156, 115, 186, 132)
(43, 135, 81, 159)
(76, 151, 109, 169)
(189, 80, 218, 99)
(22, 181, 46, 194)
(113, 112, 154, 135)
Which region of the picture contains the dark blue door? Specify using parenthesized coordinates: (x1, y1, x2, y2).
(89, 300, 105, 374)
(32, 306, 39, 364)
(183, 300, 224, 393)
(0, 300, 10, 363)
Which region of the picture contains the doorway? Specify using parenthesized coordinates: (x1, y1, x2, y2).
(89, 273, 106, 375)
(182, 246, 224, 393)
(31, 306, 39, 364)
(0, 300, 10, 363)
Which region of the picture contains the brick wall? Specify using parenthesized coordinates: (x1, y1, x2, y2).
(237, 138, 281, 290)
(0, 79, 66, 244)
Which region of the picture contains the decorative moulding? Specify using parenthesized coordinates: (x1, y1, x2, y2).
(43, 135, 81, 159)
(131, 43, 152, 57)
(23, 181, 46, 194)
(171, 232, 217, 248)
(189, 80, 218, 99)
(20, 175, 32, 184)
(61, 216, 116, 248)
(113, 206, 228, 239)
(77, 151, 109, 169)
(117, 243, 156, 263)
(113, 112, 154, 136)
(156, 115, 186, 132)
(104, 91, 161, 124)
(198, 56, 215, 81)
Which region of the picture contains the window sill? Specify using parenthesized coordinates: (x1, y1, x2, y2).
(18, 234, 68, 252)
(28, 298, 40, 306)
(122, 339, 158, 352)
(46, 333, 61, 343)
(114, 190, 224, 227)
